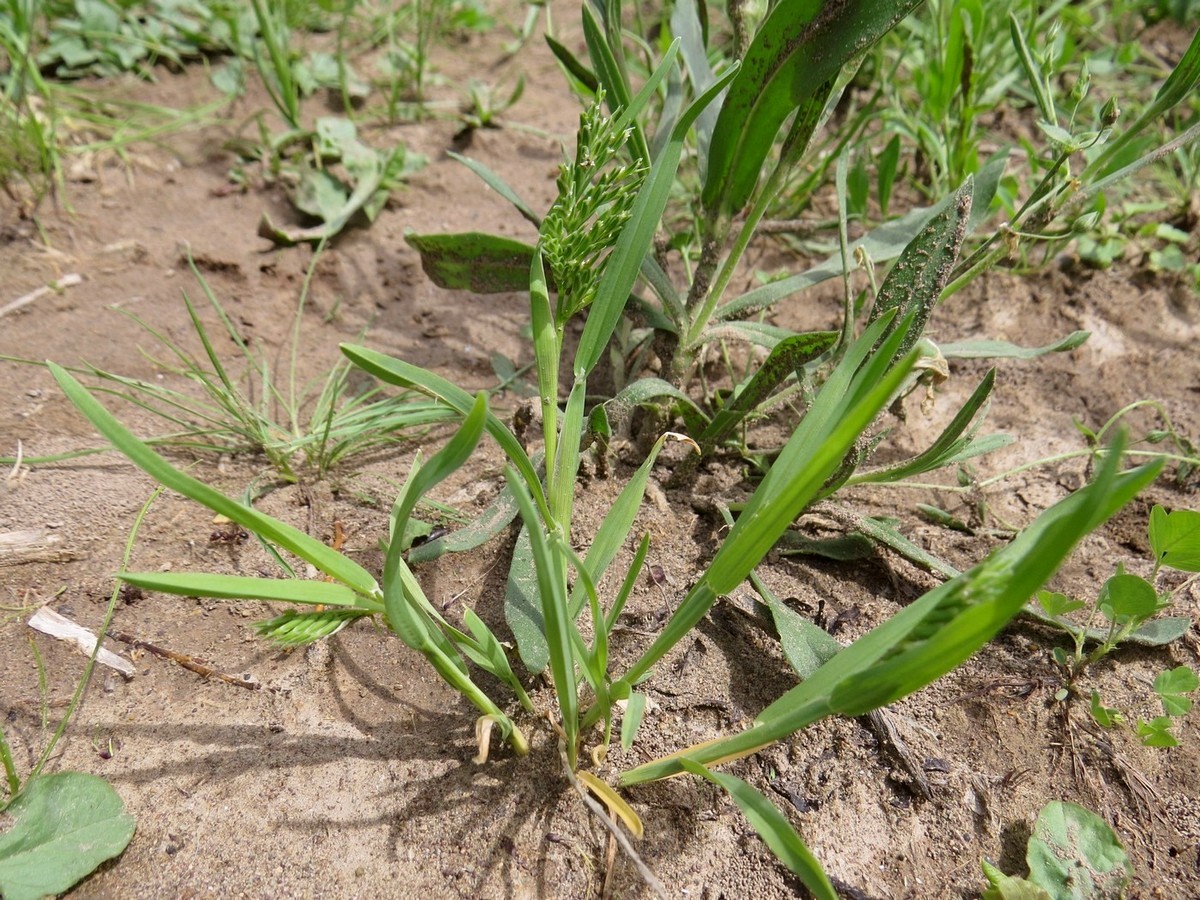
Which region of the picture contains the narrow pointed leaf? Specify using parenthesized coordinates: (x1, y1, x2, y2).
(340, 345, 548, 520)
(118, 572, 369, 609)
(679, 761, 836, 900)
(939, 332, 1090, 360)
(447, 152, 541, 227)
(49, 364, 378, 597)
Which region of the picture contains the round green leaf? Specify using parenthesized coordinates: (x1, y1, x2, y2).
(0, 773, 135, 900)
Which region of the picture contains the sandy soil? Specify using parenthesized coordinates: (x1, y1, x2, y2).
(2, 5, 1199, 898)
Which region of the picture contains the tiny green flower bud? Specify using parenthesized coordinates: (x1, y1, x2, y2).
(1101, 97, 1120, 127)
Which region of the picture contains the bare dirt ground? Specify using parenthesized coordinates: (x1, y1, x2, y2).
(2, 7, 1200, 899)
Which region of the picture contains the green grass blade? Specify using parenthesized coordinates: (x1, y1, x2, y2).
(507, 468, 579, 766)
(571, 434, 676, 620)
(389, 392, 488, 552)
(679, 760, 837, 900)
(702, 0, 920, 218)
(671, 0, 719, 174)
(621, 316, 917, 684)
(341, 345, 549, 521)
(581, 2, 650, 164)
(573, 62, 739, 379)
(606, 532, 650, 635)
(622, 444, 1159, 783)
(550, 380, 586, 533)
(545, 32, 599, 95)
(867, 177, 972, 357)
(118, 572, 373, 609)
(447, 152, 541, 227)
(847, 369, 997, 485)
(49, 364, 379, 597)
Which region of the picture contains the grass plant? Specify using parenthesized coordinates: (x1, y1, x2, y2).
(3, 249, 453, 482)
(48, 6, 1169, 889)
(24, 0, 1200, 890)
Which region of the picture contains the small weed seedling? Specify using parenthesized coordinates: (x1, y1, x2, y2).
(1036, 504, 1200, 747)
(982, 801, 1132, 900)
(0, 491, 156, 898)
(3, 248, 452, 482)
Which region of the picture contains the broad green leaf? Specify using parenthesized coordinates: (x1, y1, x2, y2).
(118, 572, 372, 610)
(505, 526, 548, 672)
(50, 364, 379, 597)
(574, 62, 739, 378)
(777, 532, 875, 562)
(702, 0, 921, 217)
(404, 231, 537, 293)
(1098, 573, 1157, 623)
(768, 597, 841, 681)
(1155, 665, 1198, 716)
(1025, 802, 1131, 900)
(1149, 505, 1200, 572)
(407, 481, 519, 564)
(699, 319, 796, 350)
(622, 443, 1159, 783)
(0, 773, 135, 900)
(594, 377, 708, 435)
(679, 761, 836, 900)
(1089, 690, 1122, 729)
(981, 859, 1052, 900)
(939, 331, 1090, 360)
(1036, 591, 1087, 619)
(1136, 716, 1179, 747)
